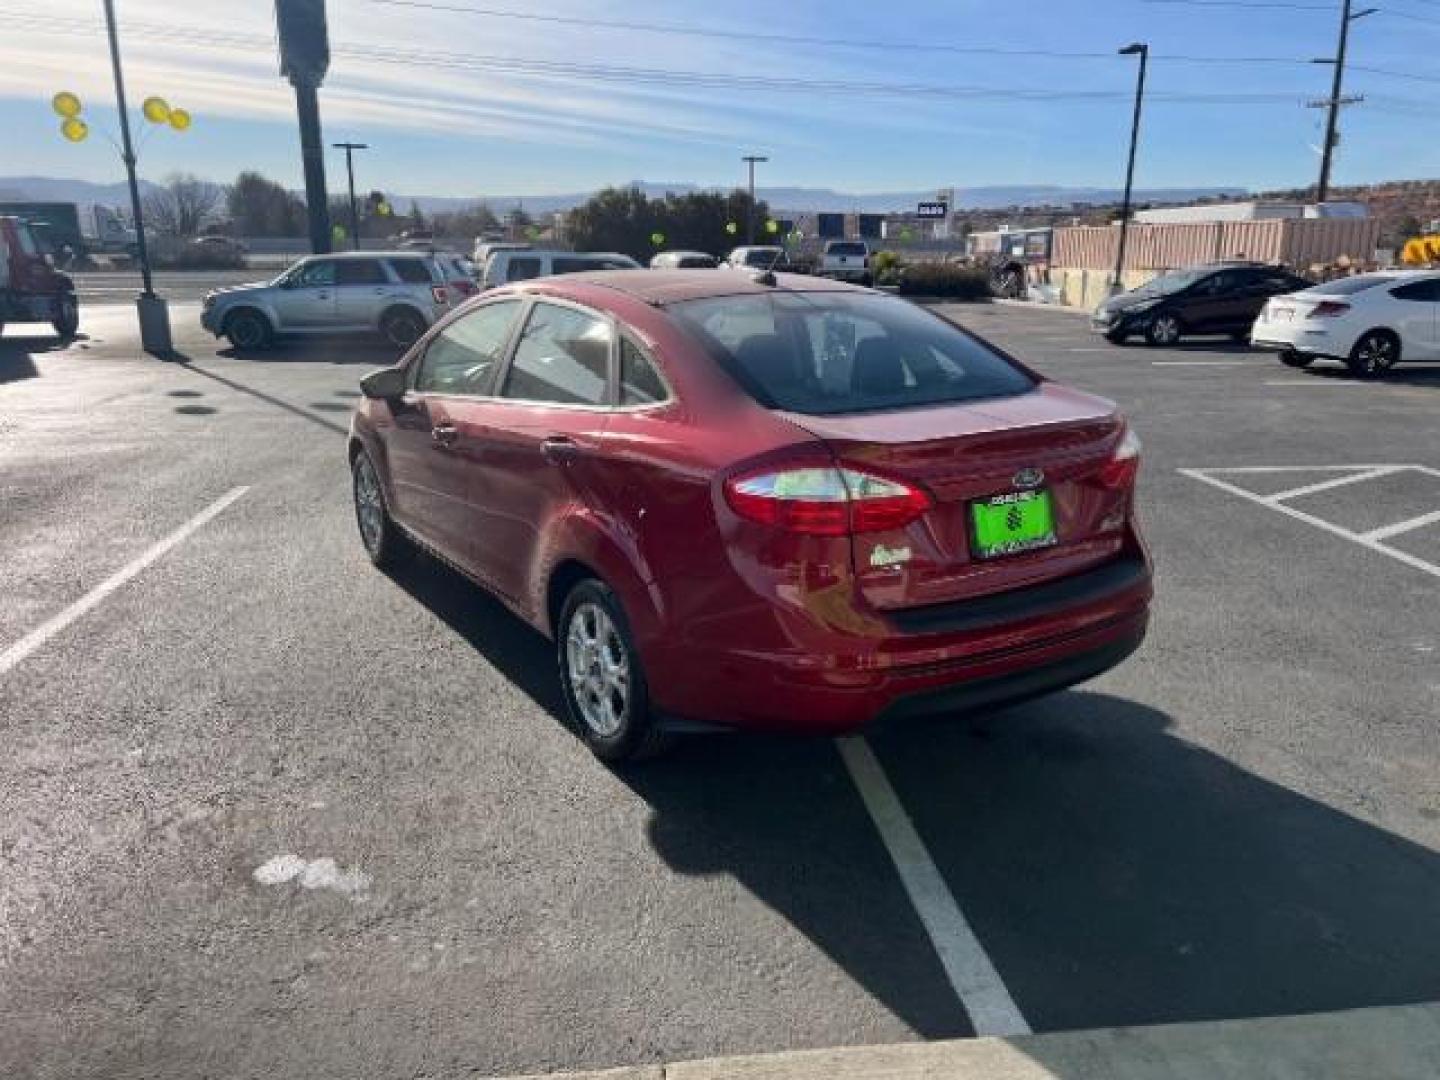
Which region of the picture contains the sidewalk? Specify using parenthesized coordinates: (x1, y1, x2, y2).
(508, 1003, 1440, 1080)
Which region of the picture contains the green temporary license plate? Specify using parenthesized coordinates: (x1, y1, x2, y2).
(971, 489, 1057, 559)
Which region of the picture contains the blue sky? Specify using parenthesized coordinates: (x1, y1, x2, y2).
(4, 0, 1440, 198)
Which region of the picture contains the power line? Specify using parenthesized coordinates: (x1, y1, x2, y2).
(9, 9, 1435, 110)
(1140, 0, 1333, 9)
(363, 0, 1310, 63)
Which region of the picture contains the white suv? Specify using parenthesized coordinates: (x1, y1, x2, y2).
(480, 249, 639, 289)
(201, 252, 451, 351)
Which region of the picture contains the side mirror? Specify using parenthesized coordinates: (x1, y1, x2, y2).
(360, 366, 407, 401)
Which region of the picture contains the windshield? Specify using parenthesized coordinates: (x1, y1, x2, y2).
(741, 248, 783, 267)
(671, 292, 1034, 415)
(1135, 267, 1212, 296)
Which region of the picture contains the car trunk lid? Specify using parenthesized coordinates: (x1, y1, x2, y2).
(782, 384, 1132, 614)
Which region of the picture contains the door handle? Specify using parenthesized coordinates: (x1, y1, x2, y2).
(431, 422, 458, 448)
(541, 435, 580, 465)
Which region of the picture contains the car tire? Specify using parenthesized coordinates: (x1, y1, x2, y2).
(1145, 312, 1182, 347)
(860, 274, 874, 288)
(1346, 330, 1400, 379)
(1279, 350, 1314, 369)
(380, 307, 428, 350)
(352, 449, 412, 570)
(1230, 331, 1250, 345)
(1104, 330, 1128, 345)
(224, 308, 273, 352)
(51, 293, 79, 338)
(557, 579, 669, 763)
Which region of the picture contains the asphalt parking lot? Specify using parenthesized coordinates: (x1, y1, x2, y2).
(2, 291, 1438, 1079)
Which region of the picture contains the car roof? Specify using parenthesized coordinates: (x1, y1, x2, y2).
(520, 268, 864, 306)
(302, 250, 432, 260)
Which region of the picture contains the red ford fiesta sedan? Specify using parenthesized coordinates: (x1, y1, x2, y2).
(348, 271, 1151, 760)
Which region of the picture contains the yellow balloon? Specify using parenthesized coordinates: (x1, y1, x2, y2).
(52, 91, 82, 118)
(142, 96, 171, 124)
(61, 118, 89, 143)
(168, 108, 192, 131)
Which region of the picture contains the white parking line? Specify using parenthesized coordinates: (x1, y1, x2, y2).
(1263, 379, 1364, 387)
(836, 736, 1030, 1038)
(0, 487, 250, 677)
(1180, 467, 1440, 580)
(1361, 508, 1440, 543)
(1264, 467, 1402, 503)
(1152, 361, 1250, 367)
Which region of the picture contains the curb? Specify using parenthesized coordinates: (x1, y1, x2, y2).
(509, 1003, 1440, 1080)
(992, 298, 1092, 316)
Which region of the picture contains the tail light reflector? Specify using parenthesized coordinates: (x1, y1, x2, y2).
(724, 464, 932, 536)
(1096, 426, 1142, 490)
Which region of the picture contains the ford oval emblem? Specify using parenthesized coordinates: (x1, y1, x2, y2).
(1013, 467, 1045, 490)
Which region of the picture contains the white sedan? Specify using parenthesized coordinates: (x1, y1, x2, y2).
(1251, 270, 1440, 378)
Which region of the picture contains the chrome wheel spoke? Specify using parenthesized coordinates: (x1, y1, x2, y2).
(565, 601, 629, 738)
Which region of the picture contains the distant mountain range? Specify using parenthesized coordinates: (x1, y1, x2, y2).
(1, 175, 1244, 216)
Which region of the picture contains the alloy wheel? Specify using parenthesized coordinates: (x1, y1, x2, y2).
(353, 454, 385, 556)
(565, 602, 630, 738)
(1151, 315, 1180, 346)
(1353, 334, 1397, 377)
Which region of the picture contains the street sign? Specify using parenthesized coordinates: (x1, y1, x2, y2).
(917, 201, 948, 219)
(276, 0, 330, 86)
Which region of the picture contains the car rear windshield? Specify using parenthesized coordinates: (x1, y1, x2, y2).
(670, 292, 1035, 416)
(1307, 275, 1394, 296)
(827, 243, 867, 257)
(742, 249, 782, 267)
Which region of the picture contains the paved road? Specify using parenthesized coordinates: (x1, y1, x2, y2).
(67, 269, 274, 305)
(2, 300, 1438, 1079)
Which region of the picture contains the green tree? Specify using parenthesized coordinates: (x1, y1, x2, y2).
(226, 171, 304, 236)
(566, 187, 768, 261)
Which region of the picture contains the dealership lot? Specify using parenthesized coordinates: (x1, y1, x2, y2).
(1, 296, 1438, 1078)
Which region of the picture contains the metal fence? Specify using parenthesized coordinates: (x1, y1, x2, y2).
(1052, 218, 1381, 272)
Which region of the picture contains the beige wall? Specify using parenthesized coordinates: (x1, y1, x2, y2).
(1047, 267, 1158, 311)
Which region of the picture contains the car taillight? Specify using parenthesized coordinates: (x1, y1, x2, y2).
(1311, 300, 1350, 318)
(1097, 426, 1142, 490)
(452, 280, 478, 296)
(431, 285, 449, 304)
(724, 464, 932, 536)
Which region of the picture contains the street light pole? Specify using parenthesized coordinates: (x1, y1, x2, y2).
(1314, 0, 1376, 203)
(333, 141, 368, 250)
(101, 0, 171, 353)
(742, 154, 768, 244)
(1112, 42, 1148, 294)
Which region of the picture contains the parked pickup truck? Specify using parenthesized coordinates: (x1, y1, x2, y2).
(820, 240, 872, 286)
(0, 215, 79, 338)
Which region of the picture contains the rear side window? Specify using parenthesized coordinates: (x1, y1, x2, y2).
(677, 254, 717, 268)
(671, 293, 1034, 415)
(337, 259, 387, 285)
(1390, 279, 1440, 302)
(827, 243, 867, 257)
(501, 302, 612, 406)
(620, 338, 669, 406)
(1309, 275, 1394, 296)
(386, 258, 434, 284)
(506, 256, 543, 282)
(414, 301, 521, 395)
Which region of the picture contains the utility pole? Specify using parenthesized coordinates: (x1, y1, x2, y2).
(102, 0, 171, 354)
(276, 0, 333, 254)
(1311, 0, 1375, 203)
(333, 141, 368, 250)
(1112, 42, 1148, 293)
(742, 154, 768, 244)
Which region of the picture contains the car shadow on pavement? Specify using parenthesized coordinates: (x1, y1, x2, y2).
(866, 693, 1440, 1031)
(1292, 364, 1440, 387)
(218, 340, 404, 366)
(366, 554, 1440, 1038)
(0, 335, 69, 383)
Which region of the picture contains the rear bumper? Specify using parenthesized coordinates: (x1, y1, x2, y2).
(647, 554, 1152, 735)
(1250, 324, 1341, 355)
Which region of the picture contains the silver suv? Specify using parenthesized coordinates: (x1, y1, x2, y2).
(201, 252, 451, 351)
